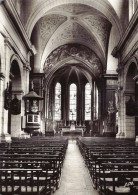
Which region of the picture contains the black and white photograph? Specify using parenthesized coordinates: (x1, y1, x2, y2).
(0, 0, 138, 194)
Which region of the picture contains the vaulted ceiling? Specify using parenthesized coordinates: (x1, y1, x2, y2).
(20, 0, 123, 79)
(35, 4, 112, 59)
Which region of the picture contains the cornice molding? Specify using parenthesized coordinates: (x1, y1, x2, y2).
(103, 74, 118, 79)
(4, 37, 26, 64)
(3, 0, 36, 55)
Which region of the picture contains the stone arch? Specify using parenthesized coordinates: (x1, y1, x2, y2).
(124, 56, 138, 89)
(123, 57, 138, 139)
(44, 56, 100, 89)
(8, 56, 23, 137)
(10, 54, 24, 83)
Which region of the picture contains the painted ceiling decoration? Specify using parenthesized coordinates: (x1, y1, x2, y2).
(82, 15, 111, 52)
(44, 44, 102, 78)
(28, 1, 122, 75)
(31, 4, 112, 70)
(49, 22, 97, 49)
(38, 14, 67, 50)
(26, 0, 122, 40)
(41, 21, 106, 68)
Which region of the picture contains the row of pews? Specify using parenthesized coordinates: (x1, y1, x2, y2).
(0, 136, 68, 195)
(77, 137, 138, 195)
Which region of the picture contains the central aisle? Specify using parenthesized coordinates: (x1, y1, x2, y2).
(54, 140, 98, 195)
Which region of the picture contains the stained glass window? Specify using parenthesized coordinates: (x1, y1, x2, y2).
(85, 83, 91, 120)
(69, 83, 77, 120)
(55, 83, 61, 120)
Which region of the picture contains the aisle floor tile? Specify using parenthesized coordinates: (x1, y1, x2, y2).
(54, 140, 98, 195)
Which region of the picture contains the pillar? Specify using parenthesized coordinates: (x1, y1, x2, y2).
(0, 37, 13, 142)
(62, 81, 68, 126)
(0, 73, 5, 141)
(103, 74, 118, 137)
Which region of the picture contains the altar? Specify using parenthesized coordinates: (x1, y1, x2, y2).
(61, 121, 84, 136)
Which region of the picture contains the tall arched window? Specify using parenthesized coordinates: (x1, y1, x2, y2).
(55, 83, 61, 120)
(69, 83, 77, 120)
(85, 83, 91, 120)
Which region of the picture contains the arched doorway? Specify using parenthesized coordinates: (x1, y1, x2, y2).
(8, 60, 22, 137)
(125, 62, 138, 138)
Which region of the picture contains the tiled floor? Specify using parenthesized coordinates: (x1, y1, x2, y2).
(54, 140, 99, 195)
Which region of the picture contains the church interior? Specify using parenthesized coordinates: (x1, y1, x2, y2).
(0, 0, 138, 194)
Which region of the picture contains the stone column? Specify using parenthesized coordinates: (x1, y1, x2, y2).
(0, 73, 5, 141)
(135, 76, 138, 139)
(116, 67, 124, 138)
(0, 35, 6, 140)
(66, 83, 69, 125)
(0, 37, 13, 142)
(98, 87, 103, 134)
(81, 84, 85, 126)
(62, 82, 67, 126)
(23, 59, 31, 94)
(23, 62, 31, 114)
(77, 82, 82, 126)
(93, 81, 96, 120)
(103, 75, 118, 137)
(45, 86, 49, 132)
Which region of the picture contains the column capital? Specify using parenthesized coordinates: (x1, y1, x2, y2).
(23, 63, 31, 71)
(4, 37, 12, 50)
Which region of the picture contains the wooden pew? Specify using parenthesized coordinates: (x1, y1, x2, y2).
(101, 170, 138, 195)
(77, 137, 138, 193)
(0, 168, 52, 195)
(0, 157, 61, 190)
(98, 163, 138, 194)
(0, 137, 68, 194)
